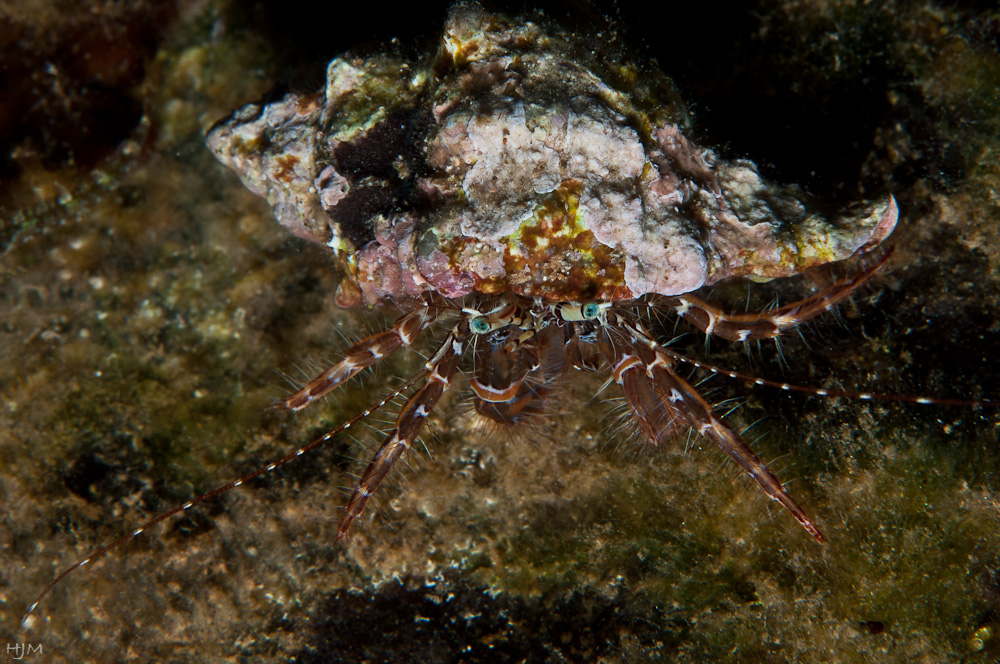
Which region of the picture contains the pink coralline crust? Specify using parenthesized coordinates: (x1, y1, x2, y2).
(354, 215, 430, 305)
(316, 166, 350, 211)
(206, 93, 334, 247)
(418, 106, 897, 297)
(695, 159, 899, 284)
(207, 2, 899, 305)
(857, 195, 899, 252)
(414, 248, 477, 298)
(654, 126, 719, 184)
(436, 101, 644, 226)
(207, 54, 425, 263)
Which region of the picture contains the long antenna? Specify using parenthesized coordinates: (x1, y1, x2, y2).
(21, 368, 429, 628)
(663, 347, 1000, 407)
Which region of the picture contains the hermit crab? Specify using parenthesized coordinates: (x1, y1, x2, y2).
(26, 1, 915, 620)
(202, 0, 899, 541)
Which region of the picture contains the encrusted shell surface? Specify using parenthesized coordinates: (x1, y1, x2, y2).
(207, 2, 897, 305)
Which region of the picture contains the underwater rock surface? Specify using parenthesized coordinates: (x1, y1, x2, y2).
(0, 1, 998, 663)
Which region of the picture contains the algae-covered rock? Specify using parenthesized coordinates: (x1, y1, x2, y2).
(1, 2, 998, 663)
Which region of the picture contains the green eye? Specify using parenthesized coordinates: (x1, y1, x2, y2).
(582, 302, 600, 319)
(470, 317, 490, 334)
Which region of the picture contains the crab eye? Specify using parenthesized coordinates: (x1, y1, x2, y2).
(470, 317, 490, 334)
(581, 302, 600, 319)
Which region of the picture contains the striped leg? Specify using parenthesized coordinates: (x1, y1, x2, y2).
(336, 324, 468, 539)
(280, 304, 440, 411)
(597, 327, 685, 446)
(668, 250, 891, 342)
(619, 322, 825, 541)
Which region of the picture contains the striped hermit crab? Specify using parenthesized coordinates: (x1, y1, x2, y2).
(202, 2, 897, 543)
(24, 0, 911, 621)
